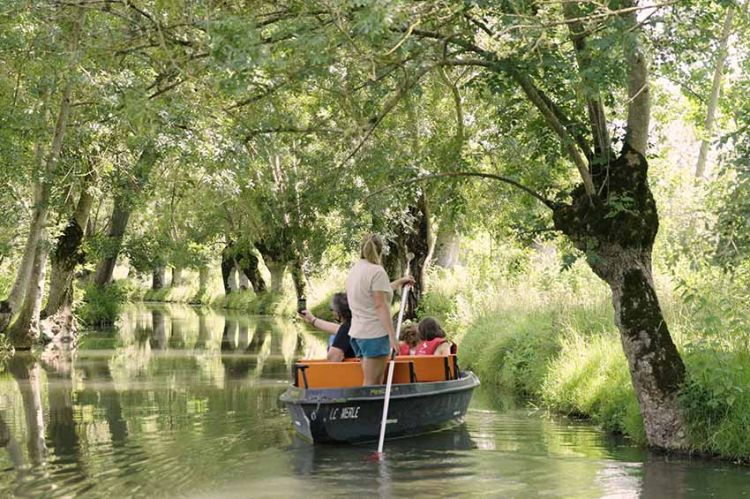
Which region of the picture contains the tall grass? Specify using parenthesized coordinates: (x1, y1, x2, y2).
(429, 244, 750, 459)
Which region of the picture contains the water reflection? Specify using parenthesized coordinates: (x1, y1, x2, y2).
(0, 303, 749, 497)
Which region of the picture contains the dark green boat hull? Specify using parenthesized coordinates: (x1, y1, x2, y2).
(280, 371, 480, 444)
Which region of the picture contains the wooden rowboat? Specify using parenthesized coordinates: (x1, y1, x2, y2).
(280, 355, 480, 444)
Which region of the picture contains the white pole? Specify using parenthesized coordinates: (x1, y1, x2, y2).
(377, 284, 410, 455)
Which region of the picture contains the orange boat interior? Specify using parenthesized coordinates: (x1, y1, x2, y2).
(292, 355, 460, 389)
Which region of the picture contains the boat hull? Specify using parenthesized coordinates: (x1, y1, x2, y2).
(280, 371, 480, 444)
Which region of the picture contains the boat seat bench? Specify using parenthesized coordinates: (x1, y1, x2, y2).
(293, 355, 460, 389)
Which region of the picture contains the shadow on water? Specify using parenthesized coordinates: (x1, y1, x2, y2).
(1, 303, 749, 497)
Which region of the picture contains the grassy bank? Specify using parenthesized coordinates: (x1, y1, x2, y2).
(81, 266, 345, 321)
(450, 256, 750, 460)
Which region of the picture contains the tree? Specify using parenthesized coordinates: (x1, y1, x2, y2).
(255, 0, 688, 449)
(2, 7, 85, 344)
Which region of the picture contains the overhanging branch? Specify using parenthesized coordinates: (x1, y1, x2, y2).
(366, 171, 557, 210)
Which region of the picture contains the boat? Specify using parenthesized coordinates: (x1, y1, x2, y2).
(280, 354, 480, 444)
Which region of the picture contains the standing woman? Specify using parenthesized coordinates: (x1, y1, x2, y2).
(346, 234, 413, 386)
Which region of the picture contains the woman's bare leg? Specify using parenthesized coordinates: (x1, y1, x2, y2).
(362, 356, 387, 386)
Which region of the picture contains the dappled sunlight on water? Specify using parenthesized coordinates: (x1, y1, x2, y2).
(0, 303, 749, 497)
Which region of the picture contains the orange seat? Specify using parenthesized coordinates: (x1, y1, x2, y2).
(293, 355, 459, 389)
(395, 354, 458, 382)
(294, 361, 363, 388)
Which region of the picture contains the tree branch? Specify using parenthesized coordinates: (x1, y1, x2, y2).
(508, 68, 595, 196)
(408, 28, 596, 195)
(366, 171, 557, 210)
(621, 1, 651, 154)
(562, 2, 612, 164)
(244, 126, 340, 141)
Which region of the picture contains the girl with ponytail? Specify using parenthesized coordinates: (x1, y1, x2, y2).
(345, 234, 414, 385)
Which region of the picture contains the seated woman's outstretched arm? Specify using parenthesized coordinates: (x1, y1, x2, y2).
(299, 310, 339, 334)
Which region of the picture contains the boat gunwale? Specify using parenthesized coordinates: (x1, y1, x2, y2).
(280, 371, 480, 405)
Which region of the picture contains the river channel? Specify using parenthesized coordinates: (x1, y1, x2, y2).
(1, 303, 749, 497)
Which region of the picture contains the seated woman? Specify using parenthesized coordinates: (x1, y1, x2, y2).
(414, 317, 453, 356)
(398, 324, 419, 356)
(300, 293, 354, 361)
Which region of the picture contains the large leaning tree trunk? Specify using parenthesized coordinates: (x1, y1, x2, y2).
(44, 167, 97, 318)
(92, 147, 157, 286)
(546, 1, 685, 449)
(552, 145, 686, 448)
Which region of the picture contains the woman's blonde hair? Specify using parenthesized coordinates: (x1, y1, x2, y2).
(360, 233, 384, 265)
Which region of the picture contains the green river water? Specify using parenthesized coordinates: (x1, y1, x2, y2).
(1, 303, 749, 498)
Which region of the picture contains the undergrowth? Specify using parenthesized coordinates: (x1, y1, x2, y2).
(452, 253, 750, 459)
(77, 282, 130, 327)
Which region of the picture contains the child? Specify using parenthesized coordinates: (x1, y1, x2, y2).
(415, 317, 453, 356)
(398, 324, 419, 355)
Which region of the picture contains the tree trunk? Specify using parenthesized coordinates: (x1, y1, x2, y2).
(44, 169, 96, 318)
(1, 186, 47, 333)
(221, 243, 235, 295)
(291, 258, 306, 300)
(381, 236, 404, 283)
(433, 221, 460, 269)
(266, 260, 286, 294)
(553, 145, 687, 450)
(152, 266, 166, 290)
(8, 233, 49, 348)
(2, 182, 46, 326)
(237, 265, 250, 290)
(694, 4, 736, 179)
(198, 266, 209, 295)
(403, 194, 431, 320)
(92, 147, 157, 286)
(8, 356, 48, 466)
(239, 252, 267, 294)
(92, 198, 132, 286)
(171, 266, 183, 286)
(1, 9, 82, 333)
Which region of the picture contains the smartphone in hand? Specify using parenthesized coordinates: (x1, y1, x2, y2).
(297, 297, 307, 314)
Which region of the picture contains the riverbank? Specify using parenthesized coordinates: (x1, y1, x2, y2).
(78, 268, 341, 326)
(454, 263, 750, 461)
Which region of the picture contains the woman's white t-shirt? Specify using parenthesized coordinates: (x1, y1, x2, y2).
(346, 259, 393, 339)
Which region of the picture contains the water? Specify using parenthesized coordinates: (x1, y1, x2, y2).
(1, 304, 749, 498)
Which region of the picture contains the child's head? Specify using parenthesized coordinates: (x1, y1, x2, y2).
(400, 324, 420, 347)
(418, 317, 446, 341)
